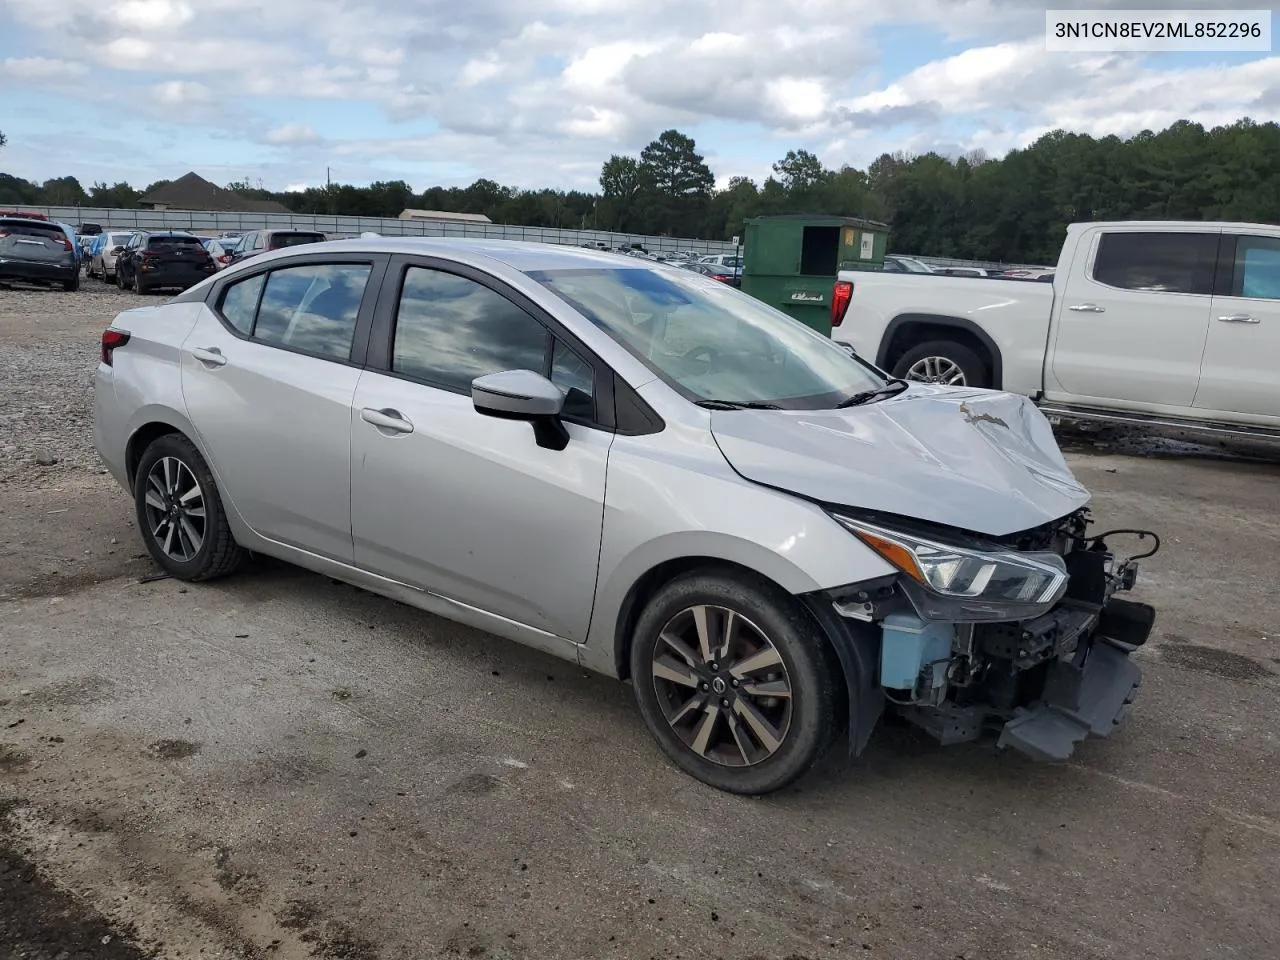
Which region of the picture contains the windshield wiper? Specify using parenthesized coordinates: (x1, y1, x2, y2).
(835, 378, 910, 408)
(695, 399, 784, 410)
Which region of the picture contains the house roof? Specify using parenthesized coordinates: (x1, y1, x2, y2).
(140, 172, 291, 214)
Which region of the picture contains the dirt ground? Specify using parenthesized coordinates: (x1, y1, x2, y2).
(1, 279, 1278, 959)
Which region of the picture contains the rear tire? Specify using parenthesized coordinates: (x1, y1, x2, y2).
(63, 273, 80, 292)
(133, 433, 245, 582)
(892, 340, 990, 388)
(134, 272, 147, 294)
(116, 269, 126, 290)
(630, 568, 839, 795)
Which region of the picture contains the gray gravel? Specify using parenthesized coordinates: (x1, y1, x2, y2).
(0, 278, 153, 486)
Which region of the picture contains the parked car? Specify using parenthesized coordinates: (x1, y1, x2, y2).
(88, 231, 137, 283)
(200, 237, 237, 270)
(699, 253, 743, 271)
(115, 231, 217, 293)
(0, 211, 80, 290)
(228, 228, 327, 264)
(93, 237, 1155, 795)
(882, 255, 935, 274)
(831, 220, 1280, 438)
(683, 260, 741, 287)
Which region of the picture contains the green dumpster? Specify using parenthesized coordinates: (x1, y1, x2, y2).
(740, 214, 889, 336)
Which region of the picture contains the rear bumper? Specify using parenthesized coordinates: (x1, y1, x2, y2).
(138, 264, 214, 288)
(0, 258, 76, 283)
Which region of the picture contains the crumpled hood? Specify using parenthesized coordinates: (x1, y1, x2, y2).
(710, 385, 1089, 537)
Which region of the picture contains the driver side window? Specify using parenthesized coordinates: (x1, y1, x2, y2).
(391, 265, 597, 421)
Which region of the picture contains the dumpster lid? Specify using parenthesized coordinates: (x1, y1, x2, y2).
(745, 213, 889, 230)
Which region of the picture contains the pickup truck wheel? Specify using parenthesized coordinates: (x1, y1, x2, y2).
(630, 569, 838, 796)
(893, 340, 989, 388)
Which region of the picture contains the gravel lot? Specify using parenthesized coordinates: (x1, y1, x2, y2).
(2, 277, 1279, 959)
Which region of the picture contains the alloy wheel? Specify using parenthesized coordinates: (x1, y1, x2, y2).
(906, 355, 966, 385)
(650, 604, 793, 767)
(142, 457, 206, 562)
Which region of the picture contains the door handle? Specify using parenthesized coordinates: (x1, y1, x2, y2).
(1068, 303, 1106, 313)
(1217, 313, 1259, 324)
(361, 407, 414, 434)
(191, 346, 227, 367)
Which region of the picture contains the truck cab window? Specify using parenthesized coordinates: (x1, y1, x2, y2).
(1092, 232, 1217, 296)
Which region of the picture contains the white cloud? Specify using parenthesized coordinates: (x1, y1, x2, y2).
(152, 80, 212, 105)
(1, 56, 87, 79)
(263, 123, 323, 146)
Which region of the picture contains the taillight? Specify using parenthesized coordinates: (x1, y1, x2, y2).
(713, 274, 732, 283)
(0, 229, 9, 238)
(101, 329, 130, 365)
(60, 235, 74, 251)
(831, 280, 854, 327)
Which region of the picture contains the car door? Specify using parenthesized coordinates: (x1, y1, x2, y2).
(350, 256, 612, 642)
(1193, 232, 1280, 421)
(180, 253, 388, 561)
(1049, 229, 1218, 407)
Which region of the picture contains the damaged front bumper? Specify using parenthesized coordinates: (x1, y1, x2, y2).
(811, 511, 1158, 763)
(895, 596, 1153, 761)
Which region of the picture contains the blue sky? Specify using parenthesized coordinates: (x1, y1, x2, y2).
(0, 0, 1275, 194)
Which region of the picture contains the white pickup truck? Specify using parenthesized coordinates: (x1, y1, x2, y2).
(831, 220, 1280, 438)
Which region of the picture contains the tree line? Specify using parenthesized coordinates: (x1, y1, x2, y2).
(2, 118, 1278, 263)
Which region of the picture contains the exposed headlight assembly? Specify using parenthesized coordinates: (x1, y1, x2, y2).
(833, 515, 1069, 622)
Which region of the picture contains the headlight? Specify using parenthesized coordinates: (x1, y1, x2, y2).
(833, 515, 1069, 622)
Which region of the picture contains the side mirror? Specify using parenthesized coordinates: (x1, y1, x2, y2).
(472, 369, 569, 451)
(111, 245, 124, 253)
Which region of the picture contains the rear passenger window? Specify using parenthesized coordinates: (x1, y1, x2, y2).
(250, 263, 372, 360)
(1233, 236, 1280, 300)
(1092, 232, 1217, 295)
(218, 273, 265, 334)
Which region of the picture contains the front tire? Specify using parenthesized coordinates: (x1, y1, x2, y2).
(630, 569, 839, 795)
(133, 433, 245, 581)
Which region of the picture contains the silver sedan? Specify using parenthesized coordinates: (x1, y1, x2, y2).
(93, 238, 1151, 793)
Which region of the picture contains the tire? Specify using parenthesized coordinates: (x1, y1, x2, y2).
(63, 273, 80, 292)
(133, 433, 245, 582)
(629, 568, 839, 795)
(892, 340, 990, 388)
(116, 268, 126, 290)
(134, 271, 147, 294)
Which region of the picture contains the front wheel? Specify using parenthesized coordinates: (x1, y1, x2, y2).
(630, 569, 839, 795)
(133, 433, 245, 581)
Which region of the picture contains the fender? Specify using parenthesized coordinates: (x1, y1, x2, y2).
(800, 594, 885, 757)
(878, 313, 1005, 387)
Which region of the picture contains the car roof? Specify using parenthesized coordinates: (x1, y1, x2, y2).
(266, 236, 661, 273)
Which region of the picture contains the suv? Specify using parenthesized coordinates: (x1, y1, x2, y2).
(228, 229, 327, 264)
(0, 211, 80, 290)
(115, 231, 217, 294)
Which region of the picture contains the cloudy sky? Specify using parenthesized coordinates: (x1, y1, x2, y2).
(0, 0, 1275, 194)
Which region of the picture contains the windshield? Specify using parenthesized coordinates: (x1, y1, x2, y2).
(527, 266, 886, 409)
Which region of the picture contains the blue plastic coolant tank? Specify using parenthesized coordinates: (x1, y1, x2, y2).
(879, 612, 955, 691)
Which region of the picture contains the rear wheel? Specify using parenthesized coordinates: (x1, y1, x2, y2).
(116, 268, 126, 290)
(892, 340, 990, 388)
(630, 569, 839, 795)
(134, 271, 147, 294)
(133, 433, 245, 581)
(63, 273, 80, 292)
